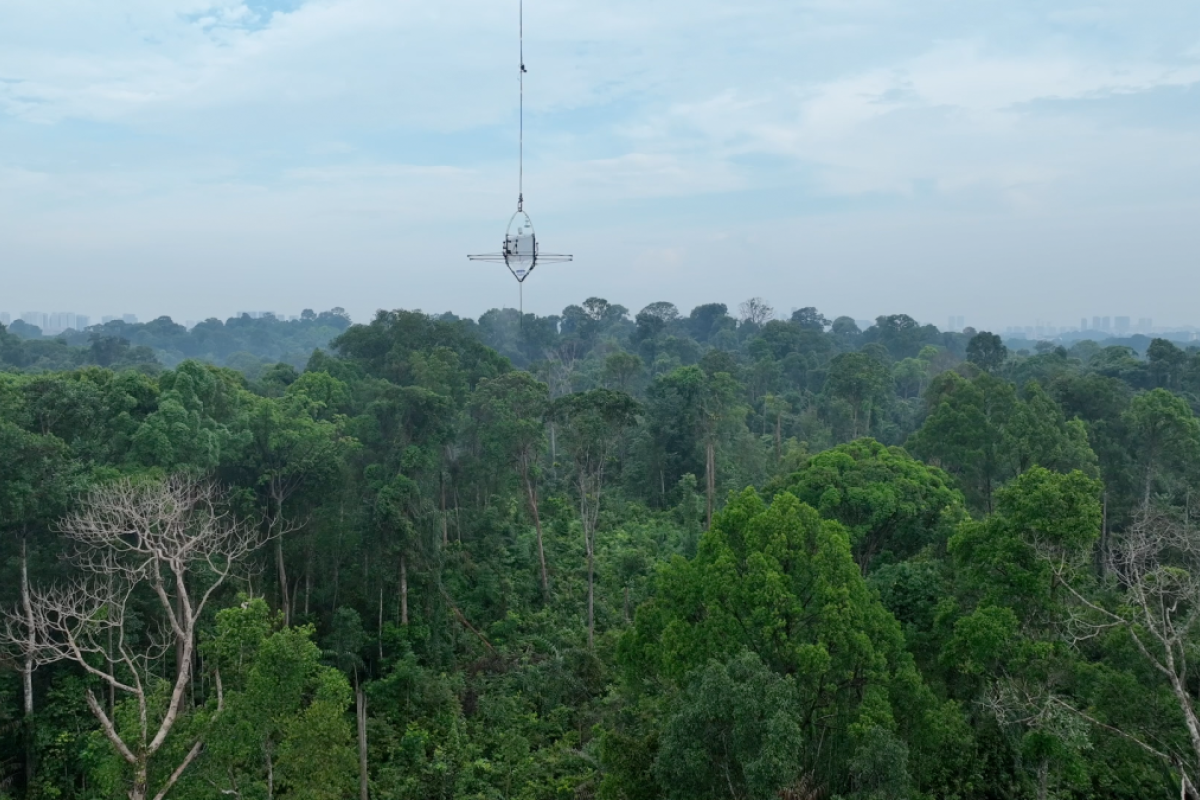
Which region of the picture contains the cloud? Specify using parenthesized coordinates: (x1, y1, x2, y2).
(2, 0, 1200, 326)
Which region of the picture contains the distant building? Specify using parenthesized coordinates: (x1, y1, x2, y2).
(76, 315, 90, 330)
(122, 314, 138, 325)
(1080, 317, 1088, 331)
(45, 312, 76, 334)
(1114, 316, 1130, 335)
(1138, 317, 1153, 333)
(22, 312, 46, 329)
(102, 315, 117, 324)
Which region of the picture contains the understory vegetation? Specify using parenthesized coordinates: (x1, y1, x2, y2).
(4, 298, 1200, 800)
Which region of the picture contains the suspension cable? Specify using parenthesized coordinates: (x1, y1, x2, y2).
(518, 0, 524, 212)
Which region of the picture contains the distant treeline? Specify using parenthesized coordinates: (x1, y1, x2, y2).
(1, 308, 354, 373)
(6, 297, 1200, 799)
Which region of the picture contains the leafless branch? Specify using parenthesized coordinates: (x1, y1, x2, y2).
(0, 475, 259, 800)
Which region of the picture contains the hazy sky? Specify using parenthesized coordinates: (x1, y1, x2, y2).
(2, 0, 1199, 329)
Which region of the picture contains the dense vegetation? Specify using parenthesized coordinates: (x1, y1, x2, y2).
(3, 298, 1200, 800)
(1, 309, 353, 373)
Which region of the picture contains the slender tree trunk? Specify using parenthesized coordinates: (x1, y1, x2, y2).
(333, 506, 343, 610)
(705, 439, 716, 529)
(176, 591, 187, 676)
(20, 538, 35, 791)
(356, 680, 369, 800)
(304, 538, 312, 619)
(399, 553, 409, 626)
(1099, 492, 1109, 578)
(265, 742, 275, 800)
(290, 577, 300, 625)
(587, 532, 595, 650)
(275, 531, 290, 626)
(441, 476, 449, 547)
(775, 413, 782, 464)
(522, 466, 550, 600)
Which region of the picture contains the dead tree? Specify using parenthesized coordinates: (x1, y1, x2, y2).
(1, 476, 261, 800)
(1049, 506, 1200, 799)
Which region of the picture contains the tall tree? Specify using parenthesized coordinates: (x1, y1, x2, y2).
(966, 331, 1008, 373)
(470, 372, 552, 598)
(824, 352, 891, 438)
(549, 389, 640, 648)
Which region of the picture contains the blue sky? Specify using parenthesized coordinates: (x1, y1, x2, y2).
(2, 0, 1199, 328)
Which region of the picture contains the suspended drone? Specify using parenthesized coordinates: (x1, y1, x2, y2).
(468, 0, 571, 309)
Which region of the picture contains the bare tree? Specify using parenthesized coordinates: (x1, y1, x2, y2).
(738, 297, 775, 327)
(1, 476, 262, 800)
(1048, 506, 1200, 798)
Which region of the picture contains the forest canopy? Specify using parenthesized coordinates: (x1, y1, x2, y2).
(3, 298, 1200, 800)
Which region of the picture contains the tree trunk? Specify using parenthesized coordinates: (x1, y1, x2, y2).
(1098, 492, 1109, 578)
(265, 742, 275, 800)
(20, 538, 35, 791)
(332, 505, 343, 610)
(356, 681, 370, 800)
(705, 439, 716, 529)
(587, 533, 595, 650)
(399, 553, 409, 626)
(131, 760, 149, 800)
(774, 413, 782, 464)
(304, 540, 312, 619)
(275, 533, 290, 627)
(441, 477, 449, 547)
(523, 468, 550, 601)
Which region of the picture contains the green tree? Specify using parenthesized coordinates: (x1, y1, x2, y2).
(622, 489, 956, 795)
(653, 651, 804, 800)
(234, 392, 352, 624)
(549, 389, 640, 648)
(197, 598, 357, 800)
(1122, 388, 1200, 506)
(966, 332, 1008, 373)
(824, 352, 891, 438)
(909, 373, 1096, 513)
(787, 438, 964, 570)
(470, 371, 552, 598)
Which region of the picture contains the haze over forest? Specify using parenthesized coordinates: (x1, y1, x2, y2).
(5, 297, 1200, 799)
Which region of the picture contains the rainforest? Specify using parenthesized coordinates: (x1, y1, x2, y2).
(3, 299, 1200, 800)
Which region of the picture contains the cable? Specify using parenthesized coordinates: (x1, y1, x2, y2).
(518, 0, 524, 212)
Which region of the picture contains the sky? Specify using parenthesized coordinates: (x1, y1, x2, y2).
(1, 0, 1199, 330)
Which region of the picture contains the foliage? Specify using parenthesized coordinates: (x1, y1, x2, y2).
(2, 296, 1200, 800)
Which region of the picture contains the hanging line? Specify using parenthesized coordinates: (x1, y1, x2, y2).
(518, 0, 525, 212)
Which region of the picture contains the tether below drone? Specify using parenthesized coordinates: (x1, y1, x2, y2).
(468, 0, 571, 310)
